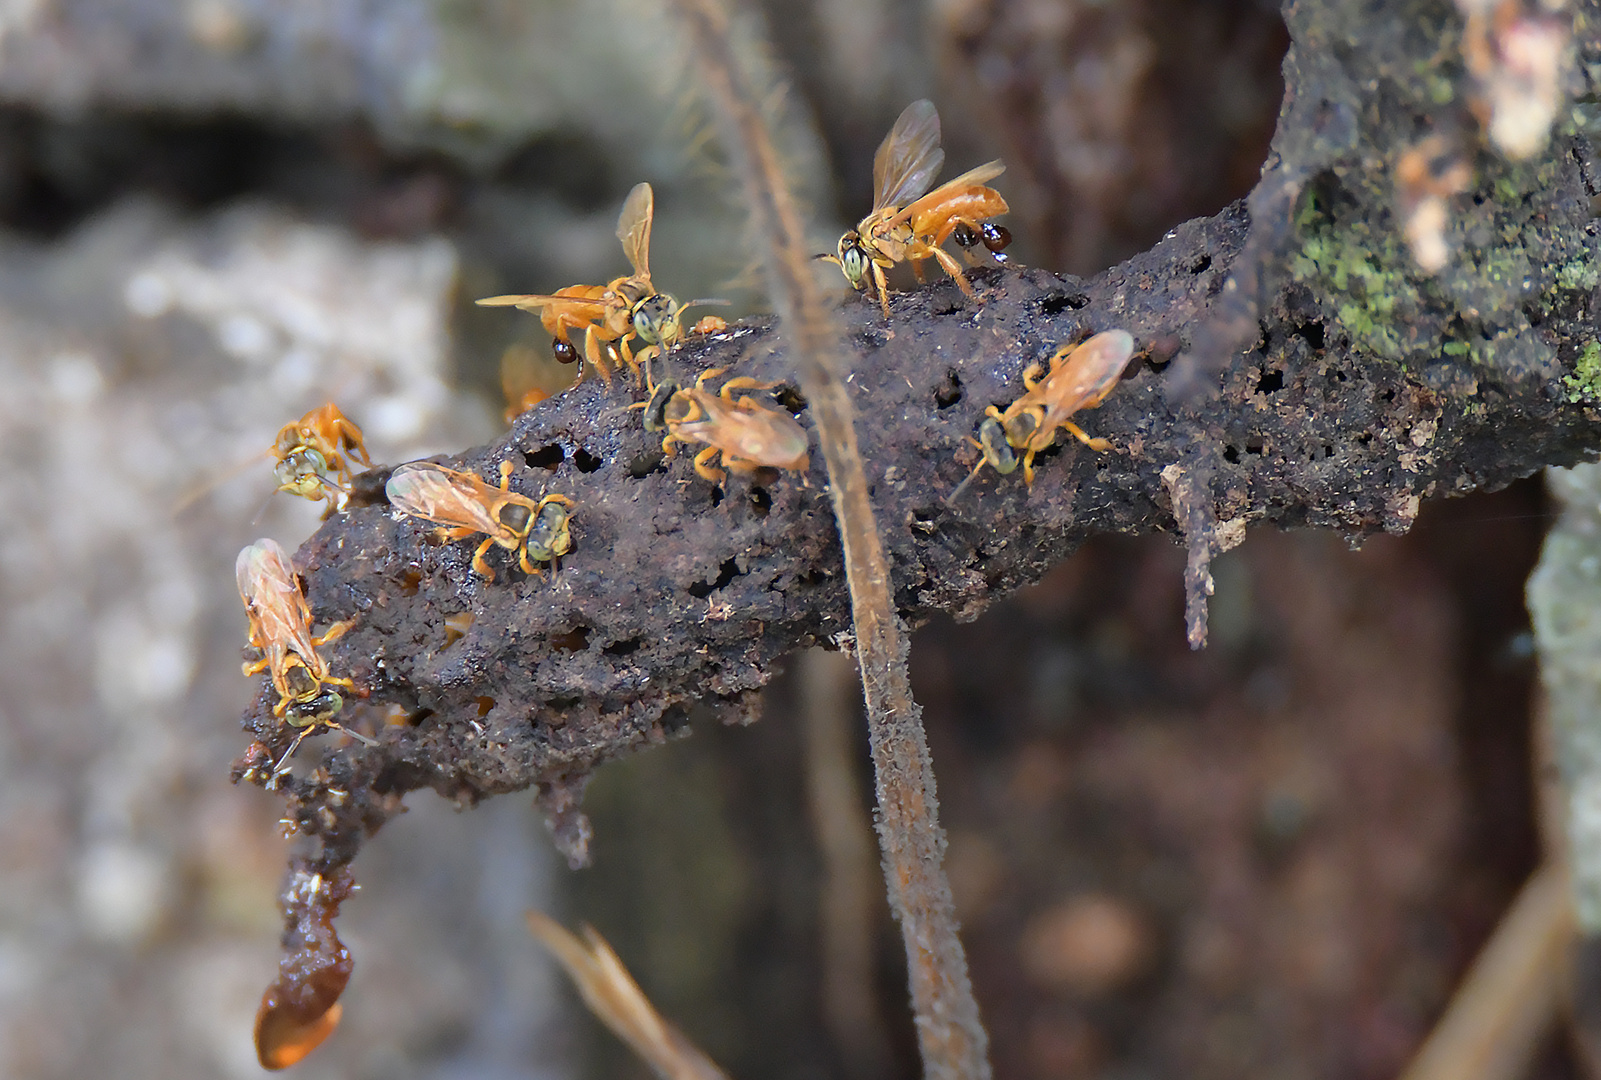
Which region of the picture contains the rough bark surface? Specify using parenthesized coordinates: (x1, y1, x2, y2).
(240, 0, 1601, 984)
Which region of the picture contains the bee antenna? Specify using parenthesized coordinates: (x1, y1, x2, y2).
(944, 459, 989, 505)
(266, 729, 311, 785)
(248, 487, 280, 527)
(328, 721, 378, 747)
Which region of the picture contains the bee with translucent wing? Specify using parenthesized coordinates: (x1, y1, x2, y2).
(386, 460, 575, 581)
(638, 365, 810, 488)
(477, 183, 716, 384)
(271, 402, 372, 510)
(948, 330, 1133, 500)
(821, 100, 1010, 316)
(236, 539, 371, 777)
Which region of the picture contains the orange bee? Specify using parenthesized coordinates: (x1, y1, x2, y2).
(271, 403, 372, 510)
(385, 459, 575, 581)
(477, 183, 701, 383)
(237, 539, 369, 775)
(822, 100, 1010, 317)
(640, 366, 810, 487)
(948, 329, 1134, 500)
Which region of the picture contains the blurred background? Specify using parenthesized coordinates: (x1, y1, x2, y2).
(3, 1, 1566, 1079)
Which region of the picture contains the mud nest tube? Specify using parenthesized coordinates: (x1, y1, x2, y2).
(237, 0, 1601, 1013)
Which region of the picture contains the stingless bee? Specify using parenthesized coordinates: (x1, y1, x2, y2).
(948, 329, 1134, 500)
(821, 99, 1010, 317)
(477, 183, 710, 384)
(271, 402, 372, 510)
(385, 459, 575, 581)
(640, 366, 810, 487)
(237, 539, 370, 773)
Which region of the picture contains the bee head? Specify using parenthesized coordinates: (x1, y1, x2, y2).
(837, 234, 869, 290)
(631, 293, 682, 348)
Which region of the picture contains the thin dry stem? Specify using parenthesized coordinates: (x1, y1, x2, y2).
(661, 1, 990, 1075)
(526, 910, 729, 1080)
(1398, 864, 1572, 1080)
(800, 648, 893, 1078)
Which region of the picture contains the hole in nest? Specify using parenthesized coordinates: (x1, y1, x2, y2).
(687, 557, 744, 598)
(442, 611, 473, 646)
(572, 448, 603, 473)
(1323, 444, 1335, 458)
(932, 301, 963, 317)
(550, 626, 591, 652)
(603, 637, 642, 656)
(1256, 368, 1285, 393)
(525, 445, 564, 470)
(1190, 254, 1213, 275)
(934, 370, 964, 409)
(1356, 431, 1374, 447)
(1223, 445, 1241, 464)
(1380, 388, 1396, 403)
(1245, 438, 1266, 455)
(627, 451, 666, 478)
(795, 568, 829, 586)
(708, 487, 724, 508)
(749, 487, 772, 517)
(549, 695, 581, 710)
(1294, 321, 1326, 350)
(1039, 292, 1089, 315)
(475, 696, 496, 717)
(774, 385, 807, 415)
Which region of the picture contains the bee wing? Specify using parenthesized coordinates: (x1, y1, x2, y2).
(1060, 330, 1135, 408)
(889, 160, 1006, 226)
(728, 406, 809, 470)
(874, 100, 945, 211)
(236, 539, 317, 657)
(386, 463, 502, 535)
(236, 539, 297, 608)
(616, 182, 654, 282)
(476, 293, 609, 312)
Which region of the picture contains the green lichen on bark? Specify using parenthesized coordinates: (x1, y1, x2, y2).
(1273, 0, 1599, 392)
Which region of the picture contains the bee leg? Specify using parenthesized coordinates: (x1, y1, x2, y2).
(336, 419, 372, 467)
(1061, 421, 1114, 452)
(1021, 363, 1044, 391)
(692, 446, 727, 487)
(498, 459, 516, 491)
(518, 546, 542, 578)
(311, 617, 357, 649)
(717, 376, 776, 398)
(910, 253, 929, 284)
(471, 538, 498, 581)
(1021, 449, 1038, 488)
(929, 246, 978, 298)
(242, 656, 270, 678)
(695, 367, 728, 392)
(871, 262, 892, 318)
(582, 328, 614, 386)
(661, 434, 683, 459)
(438, 525, 478, 542)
